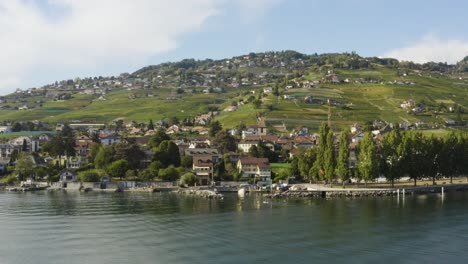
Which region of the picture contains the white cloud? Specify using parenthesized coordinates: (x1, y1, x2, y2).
(0, 0, 282, 94)
(382, 34, 468, 64)
(0, 0, 220, 94)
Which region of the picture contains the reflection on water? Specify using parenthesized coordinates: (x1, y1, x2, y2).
(1, 191, 468, 264)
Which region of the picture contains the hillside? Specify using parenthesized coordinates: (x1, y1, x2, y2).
(0, 51, 467, 131)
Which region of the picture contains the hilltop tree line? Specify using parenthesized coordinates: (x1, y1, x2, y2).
(292, 123, 468, 187)
(134, 51, 468, 81)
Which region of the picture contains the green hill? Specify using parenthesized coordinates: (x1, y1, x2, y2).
(0, 51, 466, 131)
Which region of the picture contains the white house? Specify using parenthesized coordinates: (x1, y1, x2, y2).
(238, 140, 258, 153)
(237, 157, 271, 186)
(0, 126, 12, 134)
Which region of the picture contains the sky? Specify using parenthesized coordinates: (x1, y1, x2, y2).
(0, 0, 468, 95)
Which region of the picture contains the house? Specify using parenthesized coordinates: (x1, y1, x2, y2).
(293, 136, 315, 149)
(400, 99, 415, 109)
(140, 150, 154, 168)
(125, 136, 151, 146)
(100, 135, 121, 146)
(9, 136, 39, 152)
(192, 155, 214, 185)
(185, 148, 220, 163)
(59, 169, 78, 188)
(242, 119, 267, 139)
(445, 119, 456, 126)
(351, 132, 365, 143)
(0, 143, 15, 158)
(224, 106, 238, 112)
(238, 139, 258, 153)
(263, 87, 273, 94)
(67, 156, 85, 169)
(0, 126, 12, 134)
(38, 133, 54, 143)
(166, 125, 181, 134)
(237, 157, 271, 186)
(350, 123, 362, 134)
(0, 157, 11, 173)
(74, 135, 94, 157)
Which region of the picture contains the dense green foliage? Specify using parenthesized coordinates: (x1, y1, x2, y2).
(335, 129, 350, 185)
(181, 172, 198, 186)
(107, 160, 129, 180)
(292, 123, 467, 186)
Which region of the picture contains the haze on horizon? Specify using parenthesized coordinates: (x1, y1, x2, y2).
(1, 0, 467, 95)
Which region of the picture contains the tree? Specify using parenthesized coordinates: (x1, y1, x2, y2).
(399, 132, 426, 186)
(113, 143, 145, 170)
(44, 124, 76, 167)
(87, 143, 101, 164)
(425, 135, 443, 185)
(34, 166, 48, 180)
(336, 129, 350, 187)
(158, 165, 180, 181)
(153, 140, 181, 168)
(357, 132, 377, 186)
(181, 172, 198, 186)
(297, 148, 317, 183)
(290, 157, 300, 180)
(78, 171, 101, 182)
(214, 159, 226, 180)
(60, 124, 76, 157)
(148, 129, 170, 149)
(15, 153, 34, 180)
(253, 99, 262, 109)
(440, 132, 465, 184)
(273, 80, 280, 96)
(107, 159, 129, 180)
(94, 145, 115, 169)
(212, 130, 237, 152)
(148, 119, 155, 130)
(323, 130, 335, 184)
(181, 156, 193, 168)
(257, 141, 276, 162)
(380, 130, 402, 187)
(312, 123, 334, 182)
(209, 121, 222, 137)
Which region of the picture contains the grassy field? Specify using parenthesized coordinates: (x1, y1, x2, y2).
(0, 66, 466, 133)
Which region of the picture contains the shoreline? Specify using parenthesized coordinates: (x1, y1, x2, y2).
(267, 183, 468, 198)
(3, 183, 468, 200)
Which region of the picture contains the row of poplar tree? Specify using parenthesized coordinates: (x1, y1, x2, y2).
(292, 123, 468, 186)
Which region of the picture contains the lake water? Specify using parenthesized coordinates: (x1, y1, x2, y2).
(1, 190, 467, 264)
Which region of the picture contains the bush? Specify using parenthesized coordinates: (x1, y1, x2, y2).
(158, 165, 180, 181)
(48, 174, 60, 183)
(181, 172, 198, 186)
(0, 174, 17, 185)
(139, 169, 156, 181)
(78, 171, 101, 182)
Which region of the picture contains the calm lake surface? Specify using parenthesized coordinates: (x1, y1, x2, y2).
(1, 190, 467, 264)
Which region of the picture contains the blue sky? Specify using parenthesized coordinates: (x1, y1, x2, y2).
(0, 0, 467, 95)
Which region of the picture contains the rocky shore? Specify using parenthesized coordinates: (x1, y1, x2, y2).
(177, 188, 224, 199)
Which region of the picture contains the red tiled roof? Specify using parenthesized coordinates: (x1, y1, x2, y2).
(239, 157, 269, 167)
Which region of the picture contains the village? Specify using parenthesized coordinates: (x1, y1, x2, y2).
(0, 111, 466, 195)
